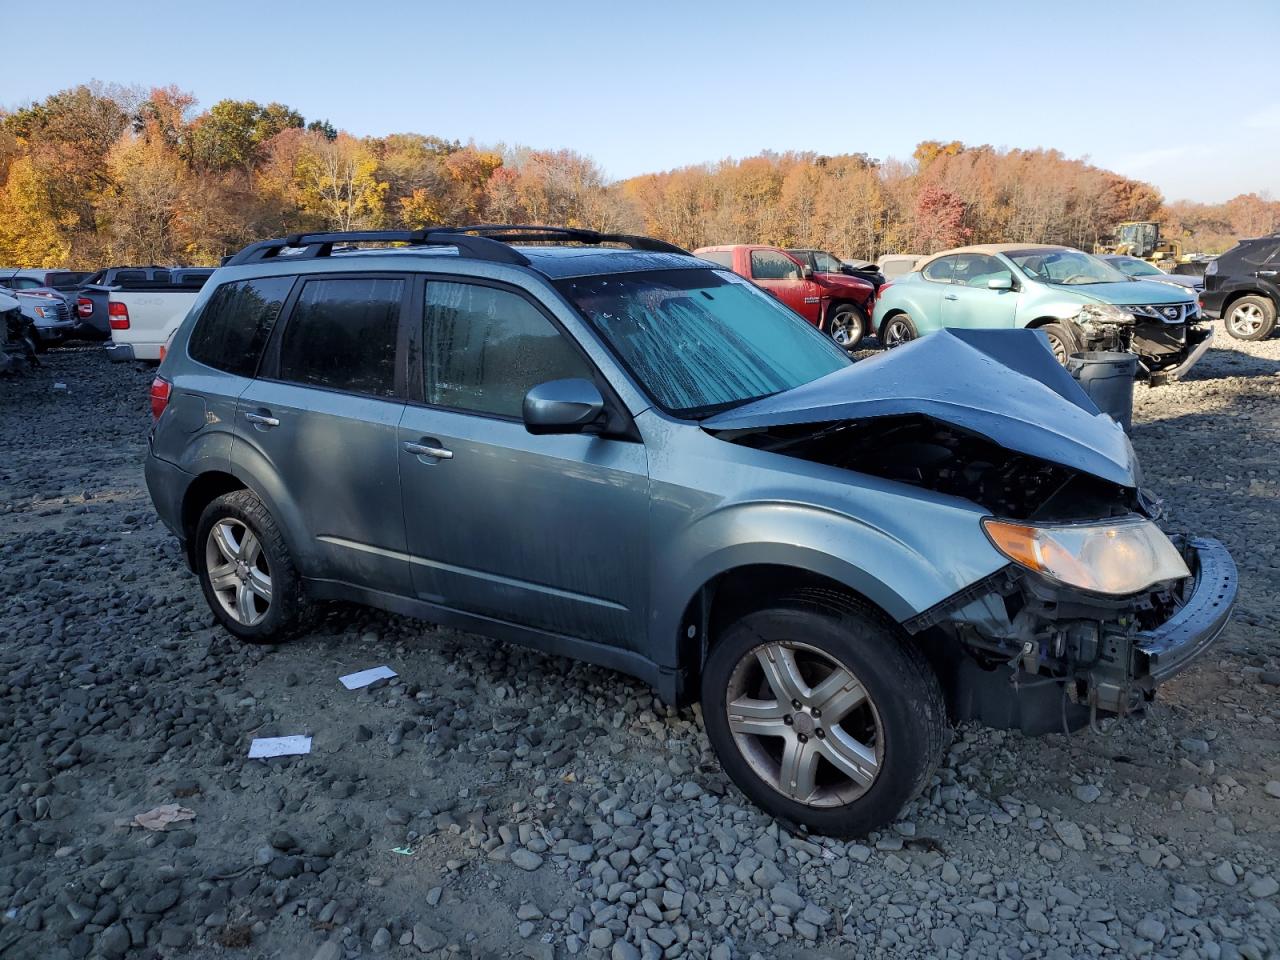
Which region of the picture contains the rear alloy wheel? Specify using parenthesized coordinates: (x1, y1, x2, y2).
(195, 490, 306, 643)
(701, 590, 949, 837)
(1225, 295, 1276, 341)
(205, 518, 272, 627)
(827, 303, 867, 351)
(881, 313, 918, 349)
(1039, 322, 1079, 366)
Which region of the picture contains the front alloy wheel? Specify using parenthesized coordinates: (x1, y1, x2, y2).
(701, 590, 949, 837)
(1225, 296, 1276, 341)
(205, 518, 272, 626)
(726, 641, 882, 806)
(827, 304, 866, 351)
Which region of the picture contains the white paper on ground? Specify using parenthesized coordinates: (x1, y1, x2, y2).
(248, 735, 312, 759)
(339, 665, 397, 690)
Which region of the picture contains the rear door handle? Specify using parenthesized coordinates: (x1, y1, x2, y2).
(244, 411, 279, 427)
(1257, 270, 1277, 277)
(944, 294, 959, 300)
(403, 440, 453, 460)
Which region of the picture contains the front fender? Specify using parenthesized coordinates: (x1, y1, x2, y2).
(650, 498, 1008, 667)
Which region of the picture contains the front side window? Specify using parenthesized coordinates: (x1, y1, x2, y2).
(922, 256, 956, 283)
(423, 281, 593, 418)
(188, 276, 294, 377)
(952, 253, 1012, 288)
(750, 250, 801, 280)
(556, 268, 850, 417)
(278, 277, 403, 397)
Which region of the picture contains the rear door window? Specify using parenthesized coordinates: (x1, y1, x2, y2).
(188, 276, 294, 377)
(277, 277, 404, 398)
(422, 281, 593, 418)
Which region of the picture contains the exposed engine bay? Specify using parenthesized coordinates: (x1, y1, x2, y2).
(714, 412, 1234, 735)
(716, 413, 1140, 521)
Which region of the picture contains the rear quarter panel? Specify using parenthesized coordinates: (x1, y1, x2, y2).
(873, 274, 943, 333)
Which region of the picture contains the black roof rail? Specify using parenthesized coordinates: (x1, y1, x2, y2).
(224, 229, 532, 267)
(223, 225, 692, 268)
(438, 224, 690, 256)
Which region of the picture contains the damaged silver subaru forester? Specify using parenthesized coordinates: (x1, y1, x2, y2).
(145, 227, 1237, 837)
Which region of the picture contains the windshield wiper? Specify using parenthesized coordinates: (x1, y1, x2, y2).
(683, 391, 782, 420)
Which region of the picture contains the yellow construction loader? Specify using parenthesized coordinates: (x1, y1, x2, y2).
(1094, 222, 1184, 269)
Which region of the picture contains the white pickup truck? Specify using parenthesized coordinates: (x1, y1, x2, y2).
(104, 270, 211, 362)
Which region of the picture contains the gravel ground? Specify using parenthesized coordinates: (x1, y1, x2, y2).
(1, 323, 1278, 960)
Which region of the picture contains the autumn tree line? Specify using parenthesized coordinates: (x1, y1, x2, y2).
(2, 84, 1277, 269)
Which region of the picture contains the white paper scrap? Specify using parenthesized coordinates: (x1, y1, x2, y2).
(339, 665, 397, 690)
(248, 735, 312, 759)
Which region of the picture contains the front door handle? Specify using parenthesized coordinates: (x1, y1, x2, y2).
(244, 411, 279, 427)
(403, 440, 453, 460)
(944, 293, 959, 301)
(1257, 270, 1277, 277)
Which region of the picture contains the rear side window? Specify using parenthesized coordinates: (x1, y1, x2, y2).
(278, 277, 404, 398)
(152, 270, 171, 284)
(423, 281, 592, 418)
(114, 271, 146, 284)
(750, 250, 801, 280)
(923, 256, 956, 283)
(188, 277, 293, 377)
(699, 250, 733, 269)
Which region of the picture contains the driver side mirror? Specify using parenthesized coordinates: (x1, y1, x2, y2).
(987, 276, 1014, 291)
(523, 378, 606, 436)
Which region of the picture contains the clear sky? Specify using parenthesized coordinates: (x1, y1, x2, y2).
(1, 0, 1275, 204)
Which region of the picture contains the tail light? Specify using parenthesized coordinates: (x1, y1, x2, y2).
(108, 302, 129, 329)
(149, 376, 171, 420)
(77, 297, 93, 318)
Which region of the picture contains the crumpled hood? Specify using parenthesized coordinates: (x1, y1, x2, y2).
(1069, 279, 1196, 306)
(704, 328, 1139, 488)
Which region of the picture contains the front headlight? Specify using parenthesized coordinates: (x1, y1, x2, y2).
(1075, 303, 1134, 325)
(982, 516, 1190, 595)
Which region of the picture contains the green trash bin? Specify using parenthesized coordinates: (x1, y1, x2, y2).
(1067, 351, 1138, 433)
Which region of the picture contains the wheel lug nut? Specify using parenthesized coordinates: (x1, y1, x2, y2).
(797, 733, 808, 743)
(783, 715, 793, 725)
(791, 699, 802, 710)
(812, 709, 821, 719)
(815, 729, 825, 739)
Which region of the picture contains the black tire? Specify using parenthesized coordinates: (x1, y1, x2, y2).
(826, 303, 867, 351)
(701, 589, 950, 838)
(1224, 295, 1277, 341)
(1039, 322, 1079, 366)
(879, 313, 917, 349)
(194, 490, 307, 644)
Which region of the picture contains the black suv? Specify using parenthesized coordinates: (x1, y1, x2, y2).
(1202, 234, 1280, 340)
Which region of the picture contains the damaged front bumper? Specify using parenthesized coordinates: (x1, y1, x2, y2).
(1144, 325, 1213, 386)
(908, 536, 1237, 734)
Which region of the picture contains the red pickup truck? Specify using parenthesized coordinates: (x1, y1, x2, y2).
(693, 244, 876, 348)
